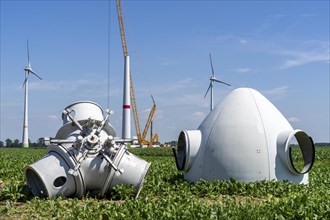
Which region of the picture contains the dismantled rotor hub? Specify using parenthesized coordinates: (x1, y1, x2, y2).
(25, 101, 150, 198)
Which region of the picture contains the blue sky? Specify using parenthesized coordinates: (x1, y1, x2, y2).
(0, 0, 329, 143)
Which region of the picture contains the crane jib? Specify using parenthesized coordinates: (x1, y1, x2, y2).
(116, 0, 158, 146)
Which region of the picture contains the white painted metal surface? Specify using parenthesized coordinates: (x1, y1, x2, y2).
(22, 70, 29, 148)
(174, 88, 315, 184)
(25, 101, 150, 198)
(22, 40, 42, 148)
(122, 55, 131, 140)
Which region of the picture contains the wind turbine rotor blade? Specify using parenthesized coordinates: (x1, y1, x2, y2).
(209, 53, 215, 76)
(204, 84, 211, 98)
(27, 39, 30, 67)
(24, 40, 42, 80)
(30, 71, 43, 80)
(22, 76, 28, 89)
(213, 79, 231, 86)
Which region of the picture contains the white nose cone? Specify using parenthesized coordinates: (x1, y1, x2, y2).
(174, 88, 315, 184)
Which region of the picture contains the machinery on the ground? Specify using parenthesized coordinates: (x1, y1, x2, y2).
(173, 88, 315, 184)
(25, 101, 150, 198)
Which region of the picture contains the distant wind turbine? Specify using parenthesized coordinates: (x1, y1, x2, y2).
(22, 40, 42, 148)
(204, 53, 231, 111)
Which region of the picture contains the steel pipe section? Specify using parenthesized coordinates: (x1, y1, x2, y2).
(173, 88, 315, 184)
(25, 101, 150, 198)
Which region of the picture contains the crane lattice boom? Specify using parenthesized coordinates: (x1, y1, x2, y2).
(116, 0, 158, 147)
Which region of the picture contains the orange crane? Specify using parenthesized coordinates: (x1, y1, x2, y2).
(116, 0, 158, 147)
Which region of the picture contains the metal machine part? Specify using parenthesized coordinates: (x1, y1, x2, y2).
(25, 101, 150, 198)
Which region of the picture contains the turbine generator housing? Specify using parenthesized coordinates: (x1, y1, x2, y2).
(173, 88, 315, 184)
(25, 101, 150, 198)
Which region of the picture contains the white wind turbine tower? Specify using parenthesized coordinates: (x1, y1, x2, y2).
(204, 53, 231, 111)
(22, 40, 42, 148)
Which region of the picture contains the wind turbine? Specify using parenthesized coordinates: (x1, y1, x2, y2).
(22, 40, 42, 148)
(204, 53, 231, 111)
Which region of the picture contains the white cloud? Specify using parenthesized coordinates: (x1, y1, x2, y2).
(264, 86, 289, 96)
(216, 35, 252, 46)
(287, 117, 300, 123)
(190, 111, 205, 120)
(280, 49, 330, 69)
(157, 78, 201, 94)
(142, 108, 152, 113)
(239, 39, 249, 45)
(236, 68, 251, 73)
(28, 79, 106, 91)
(160, 93, 206, 108)
(27, 80, 74, 91)
(48, 115, 58, 121)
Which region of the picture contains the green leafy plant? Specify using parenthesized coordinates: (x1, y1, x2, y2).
(0, 147, 329, 219)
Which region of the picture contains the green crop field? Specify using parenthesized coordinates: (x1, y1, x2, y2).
(0, 147, 329, 219)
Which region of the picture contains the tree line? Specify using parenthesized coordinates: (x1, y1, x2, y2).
(0, 138, 46, 148)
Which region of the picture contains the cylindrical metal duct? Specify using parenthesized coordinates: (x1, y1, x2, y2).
(174, 130, 201, 171)
(277, 129, 315, 175)
(25, 101, 150, 198)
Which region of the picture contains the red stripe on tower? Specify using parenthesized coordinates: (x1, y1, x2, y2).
(123, 105, 130, 109)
